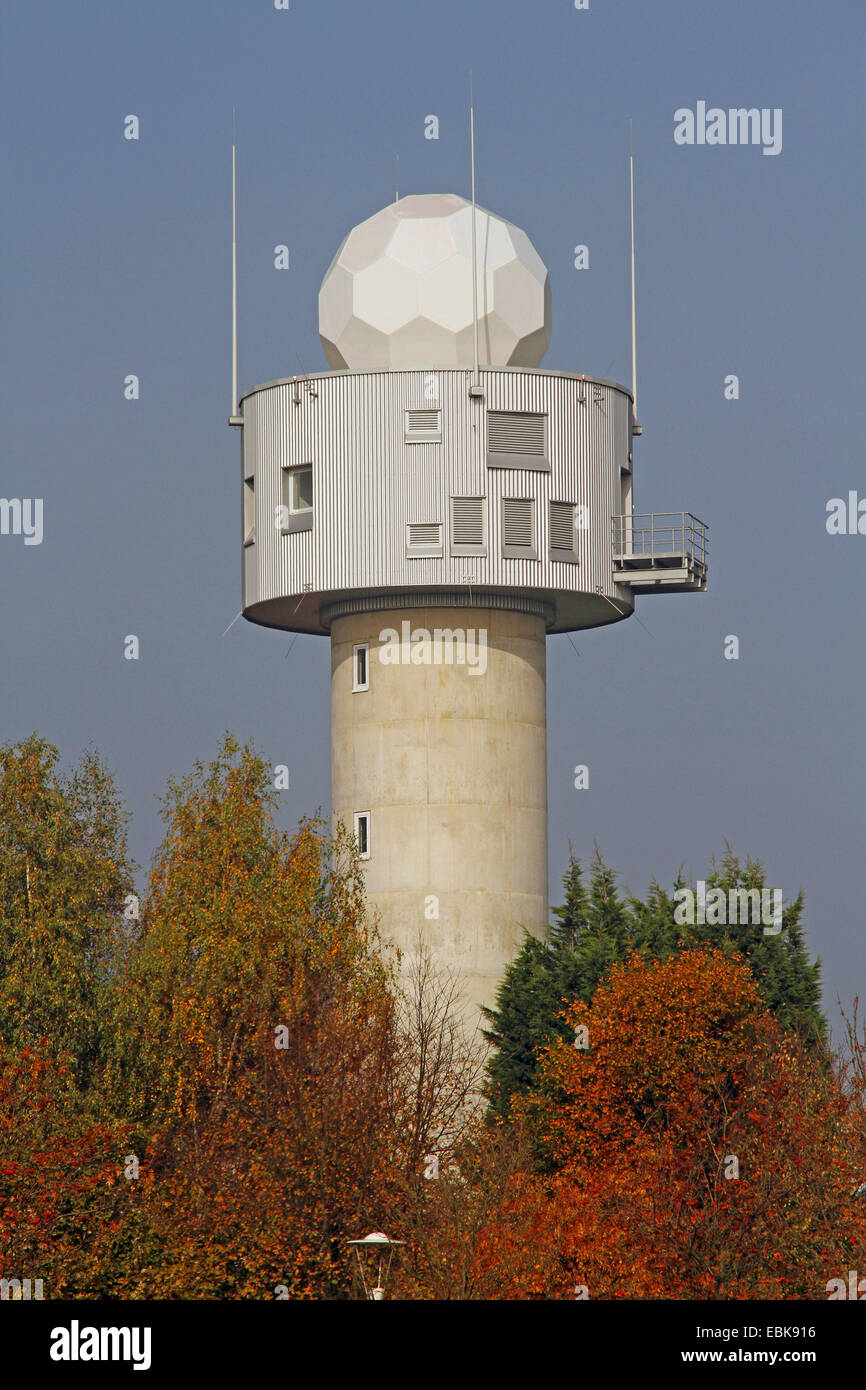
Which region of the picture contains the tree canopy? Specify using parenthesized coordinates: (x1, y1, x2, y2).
(475, 951, 863, 1299)
(484, 845, 825, 1116)
(0, 735, 850, 1303)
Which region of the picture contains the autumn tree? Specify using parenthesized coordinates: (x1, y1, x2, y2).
(0, 1045, 148, 1298)
(96, 735, 411, 1297)
(364, 944, 507, 1301)
(0, 735, 134, 1093)
(477, 950, 864, 1299)
(0, 732, 500, 1299)
(391, 944, 487, 1177)
(101, 737, 490, 1298)
(485, 844, 825, 1116)
(390, 1117, 535, 1300)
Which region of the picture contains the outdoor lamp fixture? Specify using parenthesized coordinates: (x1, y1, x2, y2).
(347, 1232, 404, 1301)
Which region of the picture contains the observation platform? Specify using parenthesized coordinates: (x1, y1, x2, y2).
(613, 512, 708, 593)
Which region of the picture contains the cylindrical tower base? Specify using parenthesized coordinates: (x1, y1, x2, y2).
(330, 603, 548, 1019)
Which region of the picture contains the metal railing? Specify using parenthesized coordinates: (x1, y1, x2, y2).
(613, 512, 708, 567)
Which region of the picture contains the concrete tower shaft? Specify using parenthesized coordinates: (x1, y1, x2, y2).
(330, 603, 548, 1015)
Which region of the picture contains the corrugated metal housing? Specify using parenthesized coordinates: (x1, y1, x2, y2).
(238, 367, 635, 635)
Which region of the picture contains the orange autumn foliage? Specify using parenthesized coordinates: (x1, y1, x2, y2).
(473, 950, 866, 1299)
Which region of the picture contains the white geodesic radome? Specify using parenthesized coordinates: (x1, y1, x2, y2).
(318, 193, 552, 371)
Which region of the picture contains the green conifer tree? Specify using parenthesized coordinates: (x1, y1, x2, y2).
(485, 843, 826, 1116)
(686, 844, 825, 1044)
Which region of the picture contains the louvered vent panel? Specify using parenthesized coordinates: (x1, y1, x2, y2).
(550, 501, 575, 550)
(503, 499, 533, 549)
(404, 408, 441, 440)
(407, 409, 439, 432)
(488, 411, 546, 455)
(408, 522, 441, 547)
(452, 497, 484, 547)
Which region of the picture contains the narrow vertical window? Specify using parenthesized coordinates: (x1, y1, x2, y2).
(354, 811, 371, 859)
(243, 476, 255, 547)
(353, 643, 369, 692)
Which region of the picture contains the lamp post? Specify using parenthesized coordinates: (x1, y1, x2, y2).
(347, 1232, 404, 1301)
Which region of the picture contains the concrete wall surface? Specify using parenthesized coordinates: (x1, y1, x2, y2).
(331, 604, 549, 1019)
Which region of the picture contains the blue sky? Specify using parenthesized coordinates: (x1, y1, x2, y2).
(1, 0, 863, 1034)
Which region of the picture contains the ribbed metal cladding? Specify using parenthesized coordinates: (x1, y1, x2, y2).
(239, 367, 634, 634)
(320, 591, 556, 629)
(241, 394, 258, 607)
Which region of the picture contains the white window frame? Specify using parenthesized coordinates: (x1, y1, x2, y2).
(353, 811, 371, 860)
(284, 464, 313, 515)
(352, 643, 369, 692)
(280, 464, 314, 535)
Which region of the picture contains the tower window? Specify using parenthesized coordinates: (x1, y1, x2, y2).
(487, 411, 549, 471)
(243, 477, 255, 548)
(284, 465, 313, 513)
(280, 465, 314, 534)
(352, 643, 369, 692)
(354, 811, 371, 860)
(502, 497, 536, 558)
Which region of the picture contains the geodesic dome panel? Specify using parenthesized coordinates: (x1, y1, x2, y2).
(319, 194, 551, 371)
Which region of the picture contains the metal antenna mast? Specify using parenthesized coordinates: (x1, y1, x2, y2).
(629, 120, 639, 431)
(470, 71, 480, 390)
(230, 109, 242, 426)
